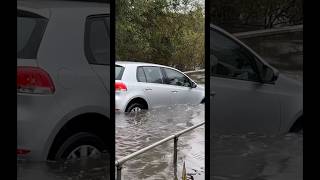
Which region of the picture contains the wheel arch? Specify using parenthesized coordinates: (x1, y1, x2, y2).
(44, 107, 110, 160)
(125, 96, 149, 112)
(289, 113, 303, 133)
(287, 110, 303, 133)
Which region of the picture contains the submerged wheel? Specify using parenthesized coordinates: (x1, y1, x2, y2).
(54, 132, 108, 160)
(126, 103, 146, 113)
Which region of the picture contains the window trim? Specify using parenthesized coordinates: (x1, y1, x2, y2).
(210, 28, 263, 83)
(18, 10, 48, 19)
(116, 65, 125, 80)
(84, 14, 110, 66)
(136, 66, 147, 82)
(17, 10, 48, 59)
(136, 66, 164, 84)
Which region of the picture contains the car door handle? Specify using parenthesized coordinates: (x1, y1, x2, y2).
(171, 90, 178, 93)
(210, 92, 216, 97)
(145, 88, 152, 91)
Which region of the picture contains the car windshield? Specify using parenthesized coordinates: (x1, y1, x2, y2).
(17, 10, 48, 59)
(116, 65, 125, 80)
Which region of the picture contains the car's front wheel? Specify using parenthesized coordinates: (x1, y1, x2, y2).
(54, 132, 108, 160)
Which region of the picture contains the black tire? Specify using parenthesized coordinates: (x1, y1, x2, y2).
(54, 132, 108, 160)
(126, 102, 146, 113)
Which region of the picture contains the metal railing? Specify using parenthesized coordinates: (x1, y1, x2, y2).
(115, 121, 205, 180)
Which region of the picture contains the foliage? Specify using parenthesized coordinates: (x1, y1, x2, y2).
(210, 0, 303, 31)
(116, 0, 205, 71)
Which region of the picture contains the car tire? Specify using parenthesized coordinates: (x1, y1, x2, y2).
(126, 103, 145, 113)
(54, 132, 108, 160)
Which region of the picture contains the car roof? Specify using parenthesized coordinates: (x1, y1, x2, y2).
(17, 0, 109, 18)
(116, 61, 162, 67)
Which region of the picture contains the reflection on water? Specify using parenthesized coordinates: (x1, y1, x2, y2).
(211, 133, 303, 180)
(17, 154, 110, 180)
(116, 104, 205, 180)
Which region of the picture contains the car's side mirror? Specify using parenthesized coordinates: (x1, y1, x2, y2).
(190, 81, 197, 88)
(261, 65, 278, 83)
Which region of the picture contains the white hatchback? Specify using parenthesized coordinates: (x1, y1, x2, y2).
(115, 61, 205, 112)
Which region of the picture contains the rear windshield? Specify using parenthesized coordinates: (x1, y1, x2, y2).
(116, 65, 125, 80)
(17, 10, 48, 59)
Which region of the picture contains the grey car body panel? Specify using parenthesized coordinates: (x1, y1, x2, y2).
(18, 1, 110, 161)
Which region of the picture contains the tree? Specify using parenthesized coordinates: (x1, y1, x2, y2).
(210, 0, 303, 32)
(116, 0, 205, 71)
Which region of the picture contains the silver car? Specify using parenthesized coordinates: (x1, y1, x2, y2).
(17, 1, 110, 161)
(210, 24, 303, 134)
(115, 61, 205, 112)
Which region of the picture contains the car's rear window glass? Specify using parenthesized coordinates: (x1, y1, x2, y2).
(116, 65, 124, 80)
(142, 66, 164, 84)
(17, 11, 48, 59)
(136, 67, 147, 82)
(85, 15, 110, 65)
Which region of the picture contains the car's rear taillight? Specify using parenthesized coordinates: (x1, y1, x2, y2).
(115, 82, 127, 92)
(17, 148, 31, 155)
(17, 67, 55, 94)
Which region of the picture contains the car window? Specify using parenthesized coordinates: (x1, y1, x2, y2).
(163, 68, 191, 87)
(210, 29, 259, 81)
(17, 10, 48, 59)
(137, 67, 147, 82)
(142, 66, 164, 84)
(85, 15, 110, 65)
(116, 65, 124, 80)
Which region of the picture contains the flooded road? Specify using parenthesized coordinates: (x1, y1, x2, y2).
(116, 104, 205, 180)
(17, 154, 110, 180)
(115, 70, 205, 180)
(210, 133, 302, 180)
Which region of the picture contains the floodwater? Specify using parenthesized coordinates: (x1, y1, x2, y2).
(116, 104, 205, 180)
(115, 71, 205, 180)
(17, 154, 111, 180)
(211, 133, 302, 180)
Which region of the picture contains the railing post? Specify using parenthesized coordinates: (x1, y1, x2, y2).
(173, 136, 178, 180)
(117, 165, 122, 180)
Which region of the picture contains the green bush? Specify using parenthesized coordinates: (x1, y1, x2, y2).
(116, 0, 204, 71)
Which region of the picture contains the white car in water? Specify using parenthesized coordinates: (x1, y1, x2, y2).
(115, 61, 205, 112)
(210, 24, 303, 134)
